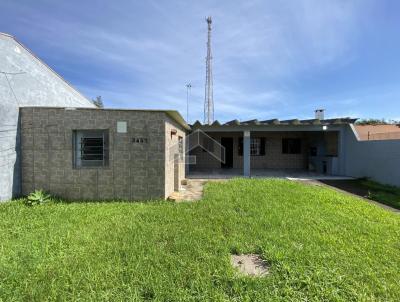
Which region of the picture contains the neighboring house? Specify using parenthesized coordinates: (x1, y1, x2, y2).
(19, 107, 189, 200)
(354, 124, 400, 141)
(0, 33, 95, 201)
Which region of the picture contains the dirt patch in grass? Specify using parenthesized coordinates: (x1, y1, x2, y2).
(231, 254, 269, 277)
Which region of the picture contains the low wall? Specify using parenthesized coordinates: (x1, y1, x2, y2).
(345, 125, 400, 187)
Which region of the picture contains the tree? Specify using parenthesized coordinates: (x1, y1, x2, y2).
(92, 96, 104, 108)
(355, 118, 400, 125)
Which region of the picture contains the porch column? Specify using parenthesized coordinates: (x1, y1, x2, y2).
(243, 130, 251, 177)
(337, 127, 346, 175)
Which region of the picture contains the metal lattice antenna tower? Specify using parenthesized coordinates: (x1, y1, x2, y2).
(186, 83, 191, 123)
(204, 16, 214, 125)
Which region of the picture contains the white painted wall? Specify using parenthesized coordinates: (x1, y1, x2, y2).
(344, 124, 400, 187)
(0, 33, 95, 201)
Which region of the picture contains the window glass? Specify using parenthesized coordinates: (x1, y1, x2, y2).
(239, 137, 265, 156)
(250, 138, 261, 156)
(81, 137, 103, 160)
(282, 138, 301, 154)
(73, 130, 109, 168)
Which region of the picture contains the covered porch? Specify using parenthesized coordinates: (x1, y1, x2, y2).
(187, 118, 354, 179)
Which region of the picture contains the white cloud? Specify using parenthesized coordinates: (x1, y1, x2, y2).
(4, 0, 378, 121)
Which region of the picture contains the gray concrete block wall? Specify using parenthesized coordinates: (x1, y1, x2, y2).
(0, 33, 94, 201)
(190, 131, 310, 170)
(250, 132, 309, 169)
(344, 125, 400, 187)
(20, 108, 171, 200)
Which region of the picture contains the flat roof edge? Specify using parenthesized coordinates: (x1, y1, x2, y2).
(19, 106, 190, 131)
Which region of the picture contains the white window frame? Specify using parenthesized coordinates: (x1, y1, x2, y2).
(250, 138, 261, 156)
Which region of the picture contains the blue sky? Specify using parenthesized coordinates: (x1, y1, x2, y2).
(1, 0, 400, 123)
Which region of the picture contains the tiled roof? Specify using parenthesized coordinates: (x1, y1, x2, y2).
(191, 118, 357, 128)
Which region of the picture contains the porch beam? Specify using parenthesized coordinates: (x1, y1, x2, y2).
(194, 125, 344, 132)
(243, 130, 251, 177)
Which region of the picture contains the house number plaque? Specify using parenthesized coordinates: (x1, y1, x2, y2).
(132, 137, 148, 143)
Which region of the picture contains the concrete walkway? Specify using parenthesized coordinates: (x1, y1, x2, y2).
(169, 179, 228, 202)
(169, 180, 207, 202)
(178, 180, 207, 201)
(188, 169, 353, 181)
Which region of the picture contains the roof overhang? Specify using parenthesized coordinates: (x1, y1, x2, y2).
(165, 110, 191, 130)
(191, 118, 357, 132)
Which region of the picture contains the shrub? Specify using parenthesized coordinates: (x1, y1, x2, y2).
(24, 190, 51, 206)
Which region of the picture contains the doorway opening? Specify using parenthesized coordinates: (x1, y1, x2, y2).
(221, 137, 233, 168)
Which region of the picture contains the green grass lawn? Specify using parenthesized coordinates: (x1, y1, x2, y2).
(1, 179, 399, 301)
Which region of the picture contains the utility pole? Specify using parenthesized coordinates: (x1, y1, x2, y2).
(186, 83, 191, 123)
(204, 16, 214, 125)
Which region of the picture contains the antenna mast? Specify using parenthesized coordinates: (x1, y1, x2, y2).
(186, 83, 191, 123)
(204, 16, 214, 125)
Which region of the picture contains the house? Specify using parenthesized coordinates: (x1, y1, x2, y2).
(188, 111, 356, 178)
(2, 33, 400, 202)
(0, 33, 95, 201)
(19, 107, 188, 200)
(187, 115, 400, 187)
(17, 106, 400, 201)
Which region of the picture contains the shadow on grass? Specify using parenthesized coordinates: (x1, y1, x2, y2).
(320, 178, 400, 211)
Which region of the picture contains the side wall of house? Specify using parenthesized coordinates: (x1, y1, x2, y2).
(20, 108, 167, 200)
(0, 34, 94, 201)
(345, 125, 400, 187)
(190, 131, 309, 170)
(164, 118, 186, 198)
